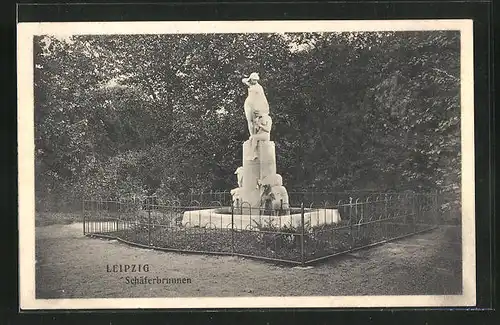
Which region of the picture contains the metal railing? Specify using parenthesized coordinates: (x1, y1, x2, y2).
(82, 192, 456, 265)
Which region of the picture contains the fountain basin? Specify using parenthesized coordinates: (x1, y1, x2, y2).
(181, 207, 341, 230)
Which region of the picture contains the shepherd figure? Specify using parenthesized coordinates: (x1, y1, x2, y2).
(242, 72, 270, 138)
(250, 113, 272, 160)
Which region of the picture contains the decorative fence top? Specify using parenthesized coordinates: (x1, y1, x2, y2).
(85, 190, 447, 204)
(83, 190, 460, 226)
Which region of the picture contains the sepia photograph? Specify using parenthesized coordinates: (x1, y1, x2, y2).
(17, 20, 475, 309)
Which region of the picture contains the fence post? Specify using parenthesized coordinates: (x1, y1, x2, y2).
(411, 193, 415, 232)
(414, 194, 419, 231)
(116, 200, 120, 232)
(231, 202, 235, 254)
(148, 197, 152, 246)
(98, 198, 102, 233)
(349, 197, 354, 248)
(82, 198, 86, 235)
(403, 194, 407, 227)
(90, 199, 94, 234)
(300, 202, 305, 265)
(434, 189, 439, 225)
(383, 194, 388, 239)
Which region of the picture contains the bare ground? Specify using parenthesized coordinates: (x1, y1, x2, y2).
(35, 223, 462, 298)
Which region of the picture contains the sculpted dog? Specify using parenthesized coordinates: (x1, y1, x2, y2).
(260, 184, 290, 215)
(230, 188, 242, 207)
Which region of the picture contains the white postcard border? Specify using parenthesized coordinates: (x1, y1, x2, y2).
(17, 19, 476, 309)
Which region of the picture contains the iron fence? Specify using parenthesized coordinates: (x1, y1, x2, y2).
(144, 190, 460, 225)
(82, 192, 457, 265)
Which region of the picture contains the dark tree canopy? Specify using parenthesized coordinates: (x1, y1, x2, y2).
(34, 31, 461, 210)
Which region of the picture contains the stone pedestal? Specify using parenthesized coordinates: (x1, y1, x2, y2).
(237, 139, 289, 211)
(259, 141, 276, 180)
(240, 140, 262, 208)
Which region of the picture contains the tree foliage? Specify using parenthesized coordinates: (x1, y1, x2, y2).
(33, 31, 461, 210)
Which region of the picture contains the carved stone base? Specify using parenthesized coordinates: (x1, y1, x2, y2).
(235, 140, 289, 210)
(239, 140, 260, 207)
(181, 208, 342, 229)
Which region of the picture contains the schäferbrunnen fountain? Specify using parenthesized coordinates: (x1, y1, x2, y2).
(182, 72, 341, 229)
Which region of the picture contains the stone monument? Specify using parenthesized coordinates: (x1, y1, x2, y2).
(231, 72, 290, 214)
(181, 72, 341, 229)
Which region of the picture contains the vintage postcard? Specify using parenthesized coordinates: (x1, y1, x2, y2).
(18, 20, 475, 309)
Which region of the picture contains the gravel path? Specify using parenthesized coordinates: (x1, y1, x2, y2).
(35, 223, 462, 298)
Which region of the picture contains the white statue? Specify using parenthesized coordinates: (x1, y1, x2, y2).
(258, 174, 283, 187)
(260, 184, 290, 214)
(234, 166, 244, 187)
(250, 113, 272, 160)
(230, 188, 242, 207)
(230, 167, 244, 206)
(242, 72, 270, 138)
